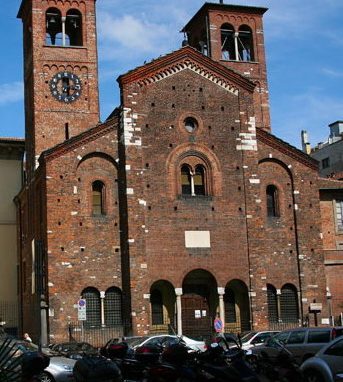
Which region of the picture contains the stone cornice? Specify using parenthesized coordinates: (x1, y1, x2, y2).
(118, 46, 255, 94)
(257, 128, 318, 171)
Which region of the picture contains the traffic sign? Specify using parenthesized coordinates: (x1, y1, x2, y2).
(78, 299, 87, 321)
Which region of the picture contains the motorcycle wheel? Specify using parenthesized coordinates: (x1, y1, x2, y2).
(304, 370, 325, 382)
(37, 372, 55, 382)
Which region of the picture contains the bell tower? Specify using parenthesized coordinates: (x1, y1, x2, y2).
(18, 0, 100, 179)
(182, 3, 270, 132)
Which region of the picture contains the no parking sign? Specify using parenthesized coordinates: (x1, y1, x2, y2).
(78, 298, 87, 321)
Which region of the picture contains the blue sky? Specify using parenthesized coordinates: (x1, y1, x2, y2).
(1, 0, 343, 149)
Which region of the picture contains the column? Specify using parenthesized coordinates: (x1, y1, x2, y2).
(62, 17, 66, 46)
(175, 288, 183, 336)
(234, 32, 239, 61)
(217, 287, 225, 330)
(100, 291, 105, 327)
(276, 289, 282, 322)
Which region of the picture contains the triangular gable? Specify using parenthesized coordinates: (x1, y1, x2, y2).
(118, 46, 255, 95)
(257, 128, 319, 171)
(40, 114, 119, 164)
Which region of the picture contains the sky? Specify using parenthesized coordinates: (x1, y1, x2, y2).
(0, 0, 343, 149)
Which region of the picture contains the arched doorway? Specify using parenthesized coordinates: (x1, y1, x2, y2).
(224, 279, 251, 333)
(149, 280, 175, 334)
(182, 269, 217, 340)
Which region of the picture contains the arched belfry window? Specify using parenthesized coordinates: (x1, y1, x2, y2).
(221, 23, 236, 60)
(66, 9, 83, 46)
(238, 25, 254, 61)
(46, 8, 62, 46)
(266, 185, 280, 217)
(92, 180, 105, 216)
(180, 163, 208, 197)
(45, 8, 83, 47)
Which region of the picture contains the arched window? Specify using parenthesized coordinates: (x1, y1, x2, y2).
(238, 25, 254, 61)
(82, 287, 101, 328)
(221, 23, 236, 61)
(181, 163, 208, 197)
(66, 9, 83, 46)
(280, 284, 299, 323)
(266, 185, 280, 217)
(104, 287, 122, 327)
(46, 8, 82, 47)
(46, 8, 62, 46)
(92, 181, 105, 216)
(194, 165, 205, 195)
(267, 284, 278, 323)
(224, 288, 236, 323)
(181, 165, 192, 195)
(151, 290, 164, 325)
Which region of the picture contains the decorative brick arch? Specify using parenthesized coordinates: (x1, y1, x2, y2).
(166, 143, 222, 199)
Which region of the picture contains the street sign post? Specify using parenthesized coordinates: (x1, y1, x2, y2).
(78, 298, 87, 321)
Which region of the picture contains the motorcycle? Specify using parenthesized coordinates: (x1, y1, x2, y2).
(245, 337, 303, 382)
(143, 334, 260, 382)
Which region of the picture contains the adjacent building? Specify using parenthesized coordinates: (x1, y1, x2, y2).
(0, 138, 25, 335)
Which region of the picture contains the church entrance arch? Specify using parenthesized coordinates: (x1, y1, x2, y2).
(181, 269, 217, 340)
(224, 279, 251, 334)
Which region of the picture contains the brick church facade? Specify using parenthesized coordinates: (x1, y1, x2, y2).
(15, 0, 342, 344)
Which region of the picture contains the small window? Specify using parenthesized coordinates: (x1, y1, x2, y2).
(335, 200, 343, 231)
(184, 117, 198, 133)
(266, 185, 280, 218)
(324, 338, 343, 356)
(287, 331, 305, 344)
(221, 23, 236, 60)
(92, 180, 105, 216)
(321, 157, 330, 169)
(308, 330, 331, 344)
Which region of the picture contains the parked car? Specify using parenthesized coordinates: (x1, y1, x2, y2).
(50, 341, 98, 359)
(7, 339, 77, 382)
(239, 330, 279, 350)
(249, 327, 343, 365)
(300, 335, 343, 382)
(128, 334, 206, 352)
(101, 334, 206, 357)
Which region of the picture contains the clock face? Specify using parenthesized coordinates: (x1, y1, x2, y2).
(49, 71, 82, 103)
